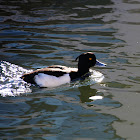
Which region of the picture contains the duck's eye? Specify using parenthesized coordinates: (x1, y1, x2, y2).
(89, 58, 92, 60)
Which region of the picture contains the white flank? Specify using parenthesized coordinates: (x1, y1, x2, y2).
(34, 73, 71, 87)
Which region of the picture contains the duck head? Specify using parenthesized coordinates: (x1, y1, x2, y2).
(75, 52, 106, 75)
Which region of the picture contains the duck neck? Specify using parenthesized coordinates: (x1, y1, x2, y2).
(78, 64, 89, 76)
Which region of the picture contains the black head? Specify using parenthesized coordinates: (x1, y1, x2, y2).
(76, 52, 97, 67)
(75, 52, 97, 75)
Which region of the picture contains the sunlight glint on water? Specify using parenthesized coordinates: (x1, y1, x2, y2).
(0, 61, 32, 97)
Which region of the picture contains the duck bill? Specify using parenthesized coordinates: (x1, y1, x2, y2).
(95, 60, 106, 67)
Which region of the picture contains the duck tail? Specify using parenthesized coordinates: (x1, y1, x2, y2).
(21, 73, 36, 84)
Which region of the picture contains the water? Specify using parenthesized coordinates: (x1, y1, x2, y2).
(0, 0, 140, 139)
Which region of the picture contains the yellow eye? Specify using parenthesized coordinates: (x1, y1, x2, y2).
(89, 58, 92, 60)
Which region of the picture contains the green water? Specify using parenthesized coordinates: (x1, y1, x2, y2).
(0, 0, 140, 139)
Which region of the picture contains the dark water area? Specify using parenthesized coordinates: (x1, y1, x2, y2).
(0, 0, 140, 139)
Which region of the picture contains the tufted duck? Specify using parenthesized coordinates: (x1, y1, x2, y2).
(21, 52, 106, 87)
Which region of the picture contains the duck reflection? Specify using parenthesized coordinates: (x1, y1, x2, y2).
(78, 85, 101, 103)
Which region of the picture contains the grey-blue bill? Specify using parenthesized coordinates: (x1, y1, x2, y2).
(95, 60, 106, 67)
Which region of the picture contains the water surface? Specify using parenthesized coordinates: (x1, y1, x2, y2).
(0, 0, 140, 139)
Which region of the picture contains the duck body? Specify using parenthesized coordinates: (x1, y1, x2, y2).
(21, 52, 106, 87)
(22, 65, 78, 87)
